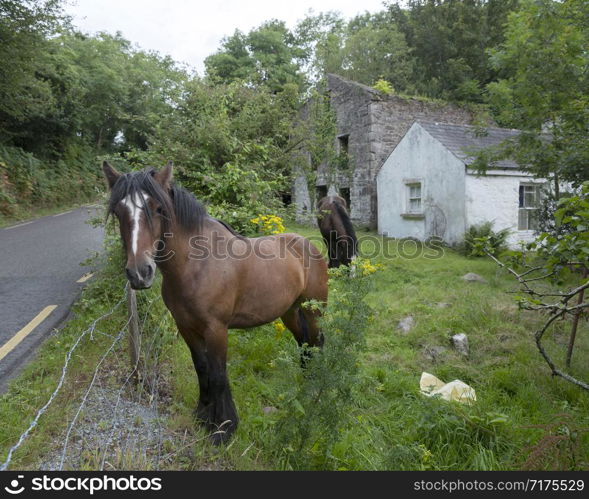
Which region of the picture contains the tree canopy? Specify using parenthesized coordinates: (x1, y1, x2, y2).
(0, 0, 187, 159)
(204, 20, 307, 93)
(484, 0, 589, 188)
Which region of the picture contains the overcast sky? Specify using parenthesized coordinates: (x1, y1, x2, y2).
(64, 0, 389, 75)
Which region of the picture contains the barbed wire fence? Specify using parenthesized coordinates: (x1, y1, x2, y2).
(0, 279, 196, 471)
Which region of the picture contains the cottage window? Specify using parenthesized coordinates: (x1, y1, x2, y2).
(407, 182, 422, 213)
(518, 184, 540, 230)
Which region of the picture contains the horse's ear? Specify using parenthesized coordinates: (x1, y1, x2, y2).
(154, 161, 173, 188)
(102, 161, 121, 189)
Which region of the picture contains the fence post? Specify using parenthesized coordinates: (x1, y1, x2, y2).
(127, 287, 141, 384)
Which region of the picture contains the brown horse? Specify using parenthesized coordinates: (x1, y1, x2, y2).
(317, 195, 358, 268)
(103, 161, 328, 444)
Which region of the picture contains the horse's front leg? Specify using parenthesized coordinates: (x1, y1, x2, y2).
(185, 334, 211, 422)
(204, 324, 238, 445)
(181, 324, 239, 445)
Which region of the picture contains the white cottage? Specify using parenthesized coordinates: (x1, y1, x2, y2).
(376, 121, 546, 248)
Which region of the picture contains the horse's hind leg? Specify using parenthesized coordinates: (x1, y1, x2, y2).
(282, 306, 323, 348)
(328, 230, 340, 268)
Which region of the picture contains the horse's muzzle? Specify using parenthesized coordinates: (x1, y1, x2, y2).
(125, 263, 155, 289)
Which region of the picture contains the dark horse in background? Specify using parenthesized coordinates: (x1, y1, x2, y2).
(317, 195, 358, 268)
(103, 162, 328, 444)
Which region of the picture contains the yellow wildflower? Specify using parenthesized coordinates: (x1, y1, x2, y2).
(250, 214, 285, 235)
(347, 258, 384, 277)
(273, 320, 286, 337)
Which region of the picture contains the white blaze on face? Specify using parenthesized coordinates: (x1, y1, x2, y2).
(122, 191, 149, 256)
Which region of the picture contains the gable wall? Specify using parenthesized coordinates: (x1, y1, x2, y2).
(377, 123, 467, 244)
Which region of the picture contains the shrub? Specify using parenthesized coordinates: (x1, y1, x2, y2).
(124, 79, 297, 235)
(267, 259, 380, 470)
(184, 162, 287, 235)
(373, 79, 394, 95)
(122, 151, 288, 236)
(460, 222, 510, 257)
(250, 215, 285, 235)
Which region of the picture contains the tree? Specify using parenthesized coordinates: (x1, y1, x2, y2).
(483, 182, 589, 390)
(485, 0, 589, 190)
(106, 41, 188, 151)
(294, 11, 347, 81)
(0, 0, 66, 146)
(1, 21, 187, 158)
(387, 0, 520, 101)
(338, 12, 413, 92)
(294, 10, 414, 92)
(205, 20, 306, 92)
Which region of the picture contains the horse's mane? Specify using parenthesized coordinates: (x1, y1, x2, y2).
(213, 218, 246, 239)
(333, 200, 358, 253)
(107, 168, 207, 233)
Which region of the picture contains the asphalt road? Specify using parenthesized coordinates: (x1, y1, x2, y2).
(0, 206, 104, 391)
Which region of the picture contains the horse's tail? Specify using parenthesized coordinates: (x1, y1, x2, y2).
(298, 308, 310, 345)
(333, 201, 358, 258)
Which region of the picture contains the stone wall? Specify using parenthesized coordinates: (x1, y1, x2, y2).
(325, 74, 378, 226)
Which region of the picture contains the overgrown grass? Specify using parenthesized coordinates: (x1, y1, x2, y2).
(1, 224, 587, 470)
(160, 225, 589, 470)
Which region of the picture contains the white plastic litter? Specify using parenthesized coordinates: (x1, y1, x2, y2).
(420, 372, 476, 404)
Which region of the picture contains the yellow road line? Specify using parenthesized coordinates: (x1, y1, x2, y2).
(53, 210, 73, 217)
(0, 305, 58, 363)
(76, 272, 94, 283)
(4, 221, 34, 230)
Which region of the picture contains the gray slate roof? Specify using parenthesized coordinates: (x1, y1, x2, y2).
(418, 121, 520, 169)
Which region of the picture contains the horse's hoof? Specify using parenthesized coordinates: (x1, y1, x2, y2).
(208, 421, 236, 446)
(209, 430, 230, 446)
(194, 405, 211, 425)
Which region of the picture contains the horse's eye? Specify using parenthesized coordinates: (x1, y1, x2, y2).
(156, 207, 163, 215)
